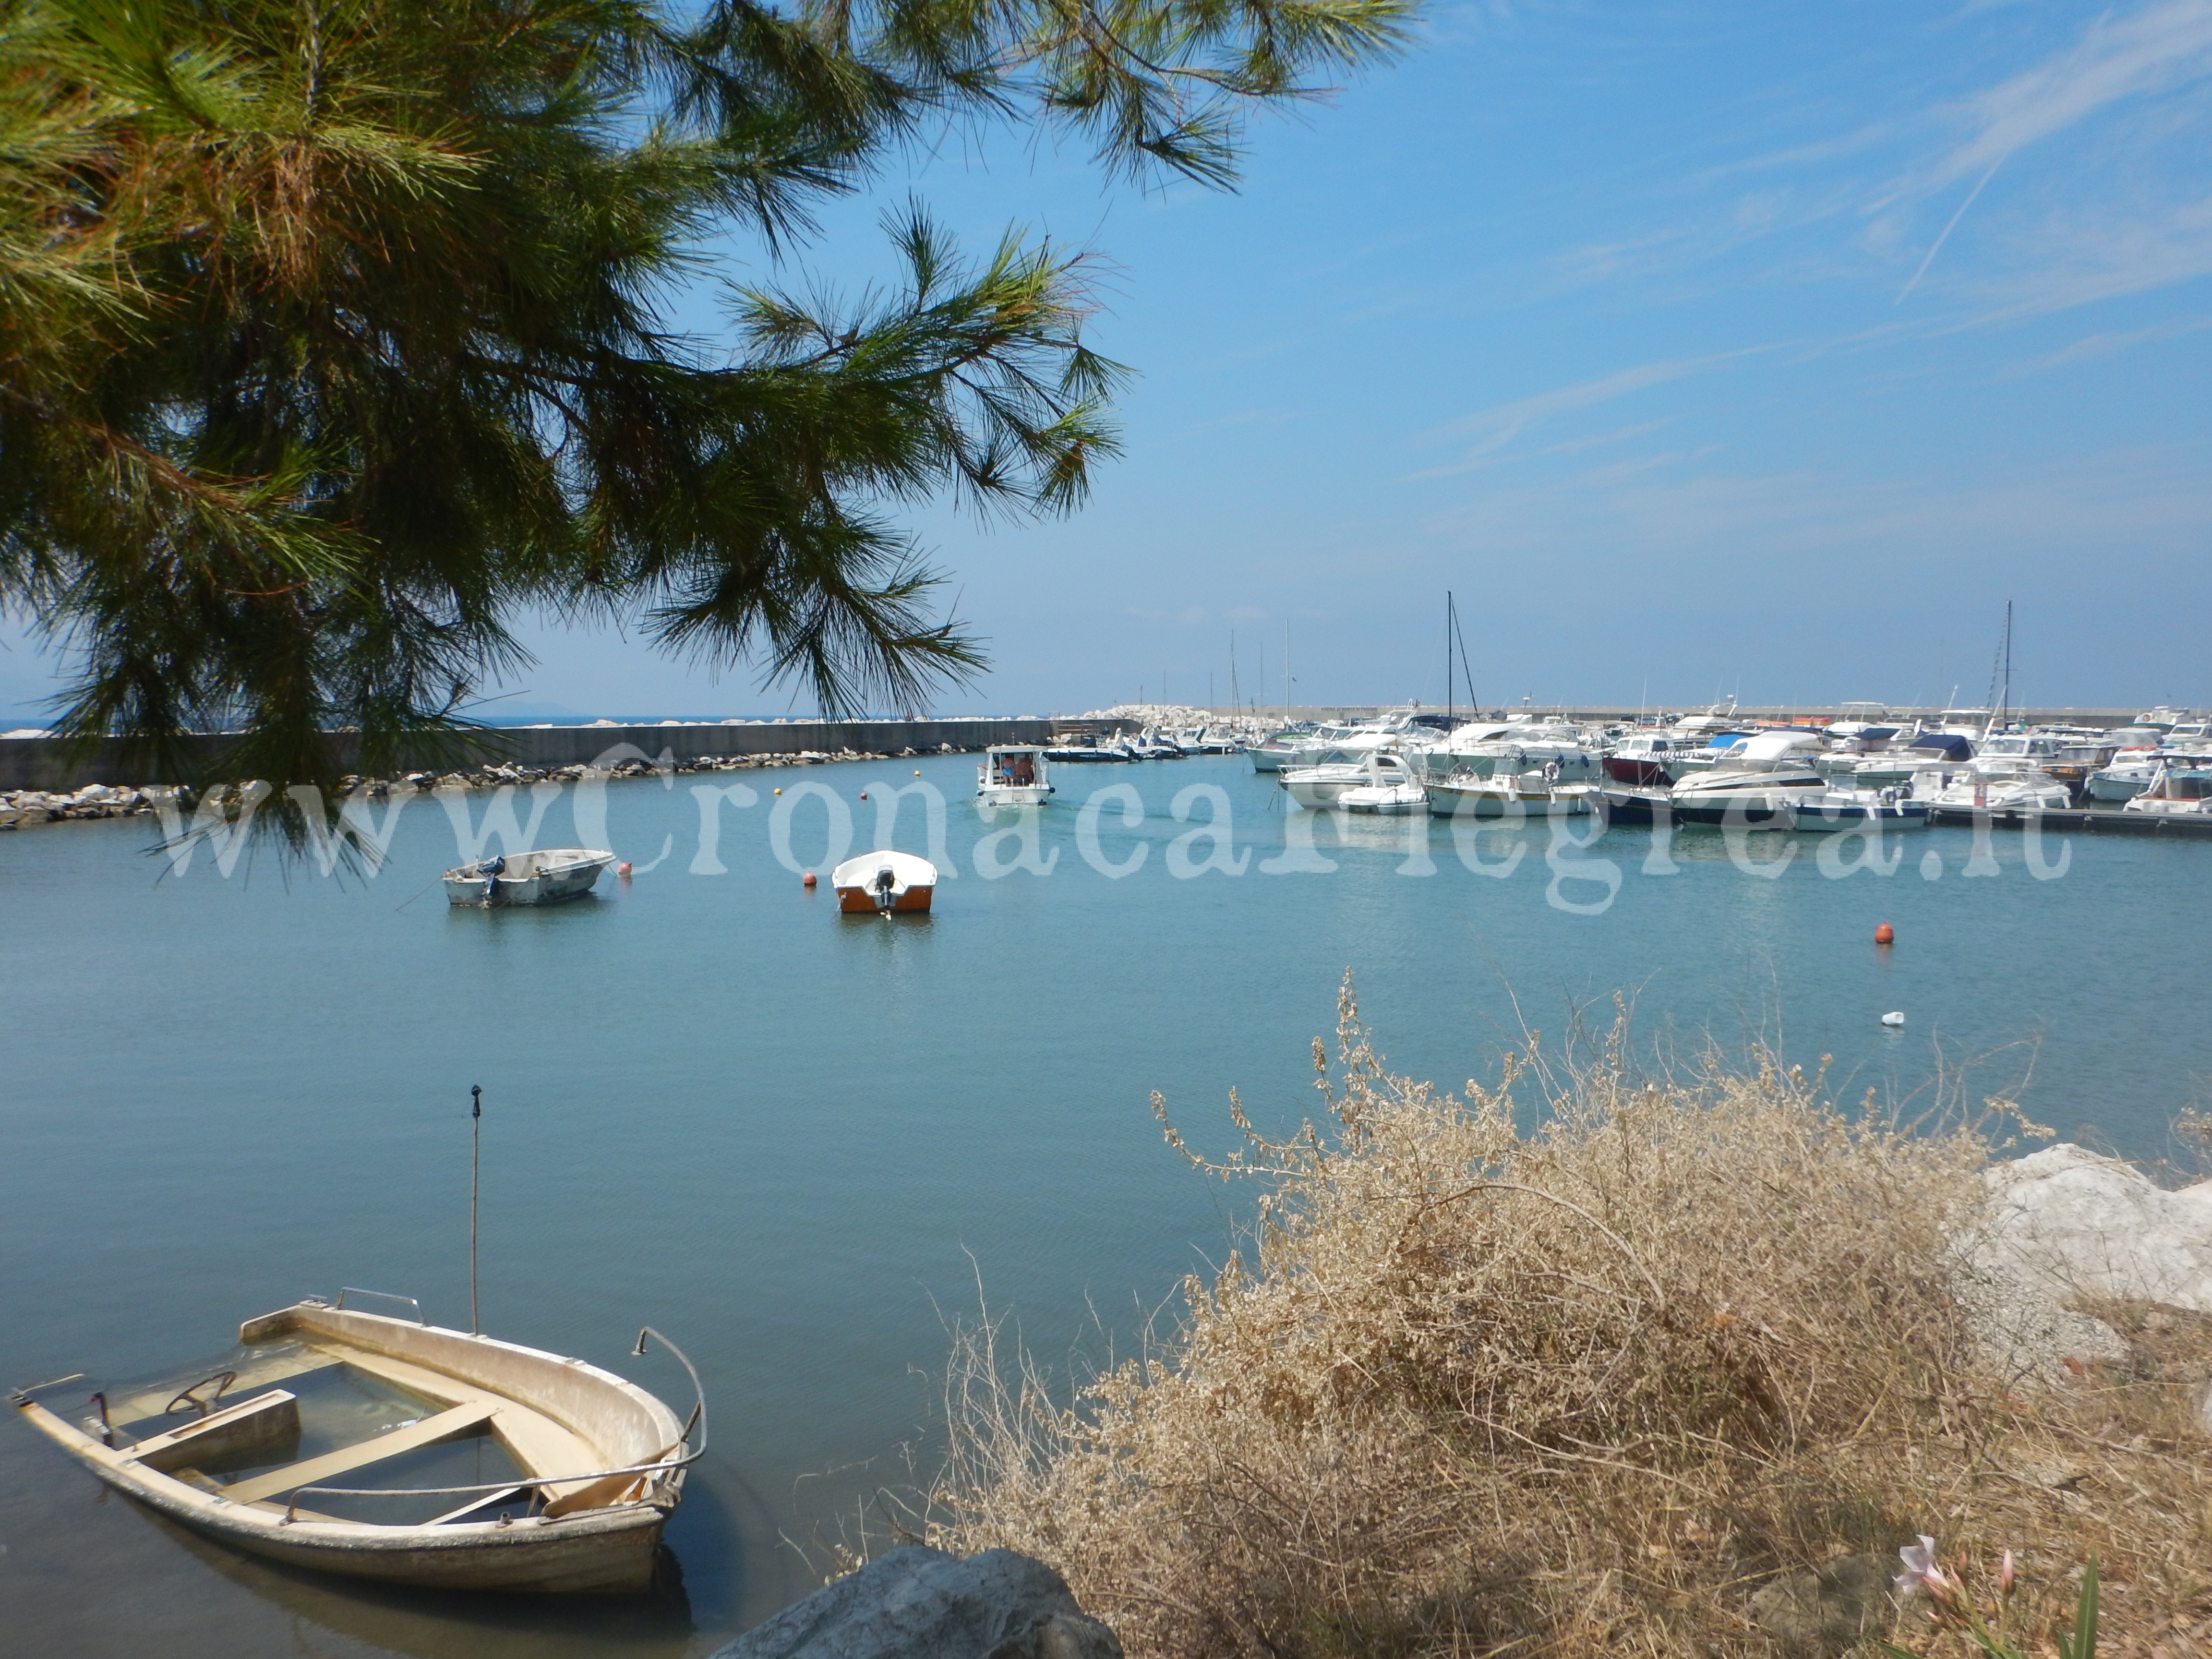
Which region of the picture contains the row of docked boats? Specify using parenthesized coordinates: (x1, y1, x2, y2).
(1261, 703, 2212, 827)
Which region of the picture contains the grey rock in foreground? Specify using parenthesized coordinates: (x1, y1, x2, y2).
(711, 1547, 1121, 1659)
(1749, 1552, 1896, 1657)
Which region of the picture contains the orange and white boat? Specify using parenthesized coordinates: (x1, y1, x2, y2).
(831, 850, 937, 914)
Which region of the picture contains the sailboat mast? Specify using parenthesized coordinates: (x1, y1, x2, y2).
(1446, 592, 1455, 725)
(2001, 600, 2013, 727)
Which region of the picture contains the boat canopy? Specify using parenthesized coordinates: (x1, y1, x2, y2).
(1907, 733, 1974, 760)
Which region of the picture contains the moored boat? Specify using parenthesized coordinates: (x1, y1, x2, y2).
(1783, 789, 1931, 832)
(12, 1297, 697, 1593)
(2122, 763, 2212, 816)
(831, 849, 938, 913)
(443, 848, 615, 907)
(1336, 754, 1429, 815)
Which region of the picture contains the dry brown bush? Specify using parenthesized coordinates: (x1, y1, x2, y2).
(922, 978, 2212, 1658)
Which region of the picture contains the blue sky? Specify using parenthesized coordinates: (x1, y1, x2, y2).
(6, 0, 2209, 723)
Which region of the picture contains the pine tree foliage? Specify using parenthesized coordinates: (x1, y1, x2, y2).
(0, 0, 1413, 793)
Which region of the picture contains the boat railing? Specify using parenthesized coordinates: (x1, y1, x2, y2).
(280, 1441, 706, 1524)
(333, 1288, 428, 1324)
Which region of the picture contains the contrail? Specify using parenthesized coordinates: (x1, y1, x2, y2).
(1896, 156, 2006, 305)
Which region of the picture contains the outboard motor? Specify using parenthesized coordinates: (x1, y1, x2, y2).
(479, 853, 506, 903)
(872, 865, 897, 912)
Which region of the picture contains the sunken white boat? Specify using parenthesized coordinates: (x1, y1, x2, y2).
(444, 847, 615, 907)
(12, 1296, 699, 1593)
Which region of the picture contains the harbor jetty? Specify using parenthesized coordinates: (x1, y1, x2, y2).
(0, 716, 1134, 801)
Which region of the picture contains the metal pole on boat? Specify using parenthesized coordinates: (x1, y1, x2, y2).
(470, 1083, 482, 1335)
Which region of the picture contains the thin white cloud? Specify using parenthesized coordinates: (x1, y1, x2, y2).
(2015, 311, 2212, 371)
(1889, 0, 2212, 297)
(1410, 348, 1772, 479)
(1931, 0, 2212, 189)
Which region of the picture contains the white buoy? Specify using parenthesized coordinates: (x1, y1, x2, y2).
(1881, 1010, 1905, 1028)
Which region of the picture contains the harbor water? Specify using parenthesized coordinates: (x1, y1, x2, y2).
(1, 751, 2205, 1657)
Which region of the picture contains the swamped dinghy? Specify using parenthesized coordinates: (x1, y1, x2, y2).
(11, 1296, 700, 1593)
(443, 847, 615, 907)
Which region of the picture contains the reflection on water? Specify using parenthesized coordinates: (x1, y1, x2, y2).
(3, 754, 2207, 1655)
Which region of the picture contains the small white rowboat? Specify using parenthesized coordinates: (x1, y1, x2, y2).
(832, 849, 937, 914)
(12, 1296, 699, 1593)
(443, 847, 615, 907)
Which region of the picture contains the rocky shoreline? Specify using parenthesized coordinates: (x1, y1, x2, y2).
(0, 744, 974, 831)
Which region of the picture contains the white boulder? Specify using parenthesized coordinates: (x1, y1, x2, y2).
(1954, 1143, 2212, 1385)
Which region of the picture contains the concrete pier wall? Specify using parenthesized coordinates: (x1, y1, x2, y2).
(0, 718, 1076, 793)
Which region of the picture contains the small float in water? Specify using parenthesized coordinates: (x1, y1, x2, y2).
(443, 848, 615, 907)
(831, 850, 937, 914)
(11, 1295, 700, 1593)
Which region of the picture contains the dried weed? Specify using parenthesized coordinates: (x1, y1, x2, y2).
(923, 978, 2212, 1658)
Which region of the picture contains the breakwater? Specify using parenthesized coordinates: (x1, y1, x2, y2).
(0, 716, 1111, 793)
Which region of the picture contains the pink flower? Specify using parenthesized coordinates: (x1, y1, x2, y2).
(1895, 1536, 1958, 1600)
(1999, 1549, 2017, 1596)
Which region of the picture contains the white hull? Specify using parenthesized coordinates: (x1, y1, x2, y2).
(1337, 786, 1428, 815)
(975, 784, 1051, 807)
(1426, 779, 1592, 817)
(443, 849, 614, 907)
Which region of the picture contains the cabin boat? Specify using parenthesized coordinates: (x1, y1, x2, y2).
(11, 1297, 697, 1593)
(1428, 771, 1593, 818)
(1918, 764, 2071, 813)
(976, 746, 1053, 808)
(2123, 764, 2212, 816)
(1602, 731, 1704, 788)
(831, 850, 937, 914)
(1043, 737, 1132, 763)
(1281, 758, 1379, 809)
(1669, 733, 1830, 827)
(444, 848, 615, 907)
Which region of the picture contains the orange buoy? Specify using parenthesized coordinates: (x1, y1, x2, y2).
(1874, 922, 1894, 945)
(802, 871, 817, 888)
(617, 861, 633, 878)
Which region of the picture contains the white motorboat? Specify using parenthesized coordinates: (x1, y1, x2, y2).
(1783, 789, 1931, 832)
(1848, 731, 1974, 790)
(831, 850, 937, 914)
(1427, 771, 1592, 817)
(1248, 724, 1315, 772)
(1425, 723, 1600, 787)
(1670, 733, 1829, 827)
(1044, 738, 1132, 763)
(1921, 766, 2071, 813)
(2087, 748, 2170, 803)
(1282, 710, 1428, 767)
(976, 745, 1054, 808)
(12, 1297, 697, 1593)
(2123, 763, 2212, 816)
(443, 848, 614, 907)
(1336, 754, 1429, 815)
(1281, 759, 1377, 809)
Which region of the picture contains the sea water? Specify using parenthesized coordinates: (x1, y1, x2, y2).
(1, 752, 2204, 1656)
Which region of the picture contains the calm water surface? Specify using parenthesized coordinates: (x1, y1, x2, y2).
(2, 753, 2204, 1656)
